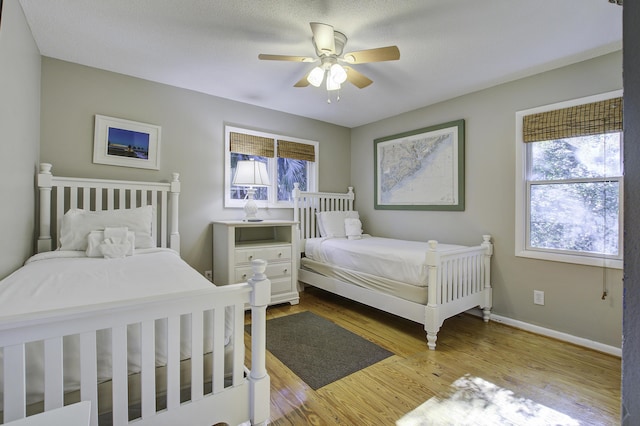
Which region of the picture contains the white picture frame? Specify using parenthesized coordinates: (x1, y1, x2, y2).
(93, 115, 161, 170)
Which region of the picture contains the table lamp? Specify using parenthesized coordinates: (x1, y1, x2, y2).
(232, 160, 270, 221)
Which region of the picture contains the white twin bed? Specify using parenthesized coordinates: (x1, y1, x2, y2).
(292, 184, 493, 350)
(0, 164, 270, 426)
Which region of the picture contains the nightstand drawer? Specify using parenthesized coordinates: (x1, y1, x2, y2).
(235, 246, 291, 264)
(235, 262, 292, 283)
(271, 277, 294, 296)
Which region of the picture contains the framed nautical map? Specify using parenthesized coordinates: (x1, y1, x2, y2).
(374, 119, 465, 211)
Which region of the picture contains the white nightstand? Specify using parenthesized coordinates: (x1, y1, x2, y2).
(212, 220, 299, 306)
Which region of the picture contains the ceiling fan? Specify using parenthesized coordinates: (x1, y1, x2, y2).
(258, 22, 400, 100)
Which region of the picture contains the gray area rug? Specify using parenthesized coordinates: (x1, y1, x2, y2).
(248, 311, 393, 390)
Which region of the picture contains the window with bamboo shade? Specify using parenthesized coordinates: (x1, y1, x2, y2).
(515, 91, 623, 269)
(225, 126, 318, 208)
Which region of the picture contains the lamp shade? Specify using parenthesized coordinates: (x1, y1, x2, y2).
(307, 66, 325, 87)
(330, 63, 347, 84)
(232, 160, 270, 187)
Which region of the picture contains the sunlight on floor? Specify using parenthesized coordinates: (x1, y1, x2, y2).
(396, 374, 580, 426)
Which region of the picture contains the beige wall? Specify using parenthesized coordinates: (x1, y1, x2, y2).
(39, 58, 351, 275)
(351, 51, 623, 348)
(0, 0, 41, 279)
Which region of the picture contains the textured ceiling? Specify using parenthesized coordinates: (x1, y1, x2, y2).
(19, 0, 622, 128)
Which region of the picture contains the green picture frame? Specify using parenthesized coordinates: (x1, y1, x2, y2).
(374, 119, 465, 211)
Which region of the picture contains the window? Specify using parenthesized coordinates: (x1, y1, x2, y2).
(515, 91, 623, 268)
(224, 126, 318, 208)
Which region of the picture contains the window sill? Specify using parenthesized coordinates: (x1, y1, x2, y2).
(516, 249, 622, 269)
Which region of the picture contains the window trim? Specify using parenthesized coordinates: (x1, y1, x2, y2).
(515, 90, 623, 269)
(224, 125, 319, 209)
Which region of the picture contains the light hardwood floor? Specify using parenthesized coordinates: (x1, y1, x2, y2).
(246, 286, 621, 425)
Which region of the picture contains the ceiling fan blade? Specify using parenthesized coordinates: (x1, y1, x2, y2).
(310, 22, 335, 55)
(343, 66, 373, 89)
(294, 72, 311, 87)
(258, 54, 316, 62)
(342, 46, 400, 64)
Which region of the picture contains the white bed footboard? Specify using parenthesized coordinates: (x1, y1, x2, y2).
(293, 185, 493, 350)
(1, 260, 271, 426)
(424, 237, 493, 349)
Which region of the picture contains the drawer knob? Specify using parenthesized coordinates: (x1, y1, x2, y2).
(283, 268, 288, 274)
(248, 255, 253, 260)
(278, 252, 282, 257)
(242, 274, 247, 280)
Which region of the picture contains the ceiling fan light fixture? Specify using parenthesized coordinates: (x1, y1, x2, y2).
(307, 66, 325, 87)
(326, 74, 341, 91)
(330, 63, 347, 84)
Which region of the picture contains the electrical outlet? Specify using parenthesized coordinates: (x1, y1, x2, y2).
(534, 290, 545, 305)
(204, 270, 213, 281)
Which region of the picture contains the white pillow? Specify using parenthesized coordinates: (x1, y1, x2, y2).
(344, 218, 363, 240)
(60, 206, 154, 250)
(86, 229, 135, 257)
(316, 210, 359, 238)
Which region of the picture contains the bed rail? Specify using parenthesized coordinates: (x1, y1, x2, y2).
(37, 163, 181, 254)
(0, 260, 271, 426)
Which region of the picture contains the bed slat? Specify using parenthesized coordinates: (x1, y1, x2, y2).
(80, 331, 98, 426)
(44, 337, 64, 411)
(119, 188, 126, 209)
(56, 187, 64, 247)
(3, 344, 26, 422)
(95, 188, 103, 211)
(191, 311, 204, 402)
(70, 185, 78, 209)
(111, 324, 128, 425)
(160, 191, 168, 248)
(232, 304, 244, 385)
(212, 308, 225, 394)
(140, 319, 156, 419)
(166, 315, 180, 410)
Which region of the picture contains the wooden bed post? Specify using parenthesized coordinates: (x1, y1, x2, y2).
(425, 240, 441, 350)
(37, 163, 53, 253)
(248, 259, 271, 425)
(169, 173, 181, 253)
(481, 235, 493, 322)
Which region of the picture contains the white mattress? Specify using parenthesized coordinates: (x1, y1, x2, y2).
(305, 235, 465, 287)
(0, 249, 232, 408)
(301, 257, 429, 304)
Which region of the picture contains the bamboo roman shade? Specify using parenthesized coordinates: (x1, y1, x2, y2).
(522, 97, 623, 143)
(277, 139, 316, 162)
(229, 132, 275, 157)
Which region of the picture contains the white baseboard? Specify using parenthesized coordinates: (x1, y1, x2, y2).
(468, 309, 621, 357)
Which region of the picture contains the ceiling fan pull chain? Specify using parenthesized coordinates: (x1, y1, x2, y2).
(326, 89, 341, 104)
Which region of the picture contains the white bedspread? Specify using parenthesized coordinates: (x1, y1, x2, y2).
(305, 236, 466, 287)
(1, 249, 213, 315)
(0, 249, 231, 408)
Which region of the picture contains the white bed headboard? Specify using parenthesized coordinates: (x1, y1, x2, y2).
(292, 183, 355, 245)
(37, 163, 181, 253)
